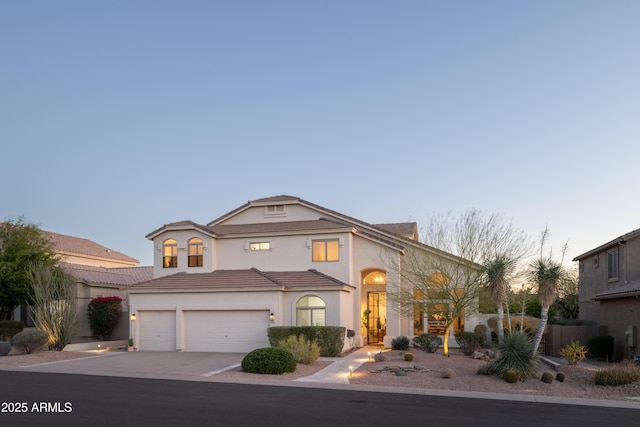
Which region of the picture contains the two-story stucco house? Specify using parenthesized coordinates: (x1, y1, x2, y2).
(128, 195, 473, 353)
(573, 227, 640, 360)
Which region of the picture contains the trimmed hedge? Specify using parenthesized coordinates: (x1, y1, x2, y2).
(0, 320, 25, 341)
(241, 347, 297, 375)
(268, 326, 345, 357)
(412, 333, 442, 353)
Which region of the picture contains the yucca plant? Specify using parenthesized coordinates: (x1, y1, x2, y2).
(486, 330, 540, 380)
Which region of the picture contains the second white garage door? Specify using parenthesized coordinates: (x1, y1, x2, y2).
(183, 310, 271, 353)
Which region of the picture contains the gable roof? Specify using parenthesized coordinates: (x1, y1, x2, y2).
(573, 227, 640, 261)
(61, 263, 153, 288)
(374, 222, 418, 240)
(128, 268, 354, 293)
(45, 231, 139, 265)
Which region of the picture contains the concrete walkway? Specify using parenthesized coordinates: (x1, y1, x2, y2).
(296, 346, 371, 383)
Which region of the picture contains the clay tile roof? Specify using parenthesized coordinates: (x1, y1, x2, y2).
(61, 263, 153, 288)
(46, 231, 139, 264)
(374, 222, 418, 240)
(129, 268, 352, 292)
(594, 280, 640, 300)
(210, 219, 351, 236)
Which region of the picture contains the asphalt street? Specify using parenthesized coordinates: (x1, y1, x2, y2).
(1, 371, 638, 427)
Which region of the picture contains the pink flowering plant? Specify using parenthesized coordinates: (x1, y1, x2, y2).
(87, 296, 123, 340)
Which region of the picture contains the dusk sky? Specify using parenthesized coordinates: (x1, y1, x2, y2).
(2, 1, 638, 267)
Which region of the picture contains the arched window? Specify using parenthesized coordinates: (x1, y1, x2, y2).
(163, 239, 178, 268)
(188, 238, 203, 267)
(296, 295, 326, 326)
(362, 270, 386, 285)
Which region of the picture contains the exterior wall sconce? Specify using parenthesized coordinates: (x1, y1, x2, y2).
(130, 313, 136, 321)
(270, 313, 275, 322)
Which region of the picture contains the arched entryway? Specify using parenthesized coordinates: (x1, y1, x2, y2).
(361, 269, 386, 344)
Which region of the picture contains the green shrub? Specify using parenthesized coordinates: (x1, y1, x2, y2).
(413, 333, 441, 353)
(587, 335, 614, 361)
(477, 363, 493, 376)
(404, 352, 414, 362)
(454, 331, 484, 356)
(541, 371, 554, 383)
(0, 320, 25, 341)
(560, 340, 588, 365)
(267, 326, 345, 357)
(594, 361, 640, 386)
(556, 372, 566, 382)
(87, 296, 123, 340)
(485, 331, 540, 380)
(241, 347, 297, 375)
(12, 330, 48, 354)
(278, 335, 320, 364)
(473, 324, 488, 343)
(391, 336, 410, 350)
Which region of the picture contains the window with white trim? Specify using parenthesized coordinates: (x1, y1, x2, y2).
(249, 242, 271, 251)
(188, 237, 203, 267)
(608, 248, 619, 281)
(163, 239, 178, 268)
(296, 295, 326, 326)
(312, 239, 339, 262)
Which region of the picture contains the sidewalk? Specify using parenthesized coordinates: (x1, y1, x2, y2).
(295, 346, 371, 383)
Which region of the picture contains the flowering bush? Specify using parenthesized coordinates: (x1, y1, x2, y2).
(87, 296, 123, 340)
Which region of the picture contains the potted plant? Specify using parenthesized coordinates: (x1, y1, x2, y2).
(128, 338, 135, 352)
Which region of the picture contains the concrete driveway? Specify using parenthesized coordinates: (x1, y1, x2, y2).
(18, 351, 246, 382)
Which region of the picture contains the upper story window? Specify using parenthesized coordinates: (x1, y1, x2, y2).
(608, 247, 619, 281)
(188, 237, 203, 267)
(249, 242, 271, 251)
(312, 239, 339, 262)
(163, 239, 178, 268)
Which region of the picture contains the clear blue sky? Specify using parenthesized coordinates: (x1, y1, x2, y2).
(1, 1, 638, 266)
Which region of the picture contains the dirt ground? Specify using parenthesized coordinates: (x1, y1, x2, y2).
(3, 347, 640, 403)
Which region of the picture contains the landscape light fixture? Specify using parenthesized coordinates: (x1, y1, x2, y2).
(270, 313, 274, 322)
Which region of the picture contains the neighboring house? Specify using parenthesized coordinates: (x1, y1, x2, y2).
(14, 231, 151, 340)
(128, 195, 476, 353)
(573, 227, 640, 360)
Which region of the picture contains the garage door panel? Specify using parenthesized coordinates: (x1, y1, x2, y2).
(138, 310, 176, 351)
(184, 310, 270, 353)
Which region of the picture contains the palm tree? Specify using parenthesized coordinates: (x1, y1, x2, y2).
(484, 254, 513, 344)
(528, 257, 563, 356)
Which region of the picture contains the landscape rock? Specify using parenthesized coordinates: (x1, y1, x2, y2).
(440, 368, 456, 379)
(373, 352, 387, 362)
(395, 368, 407, 376)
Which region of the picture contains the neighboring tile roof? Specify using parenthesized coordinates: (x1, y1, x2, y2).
(210, 219, 352, 236)
(594, 280, 640, 300)
(573, 227, 640, 261)
(61, 263, 153, 288)
(45, 231, 139, 264)
(374, 222, 418, 240)
(129, 268, 353, 292)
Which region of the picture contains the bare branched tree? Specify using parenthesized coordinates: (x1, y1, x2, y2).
(28, 263, 78, 351)
(386, 209, 530, 356)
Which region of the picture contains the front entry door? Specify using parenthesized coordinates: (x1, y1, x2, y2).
(367, 292, 386, 344)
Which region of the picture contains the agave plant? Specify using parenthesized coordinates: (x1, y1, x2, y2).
(486, 330, 540, 380)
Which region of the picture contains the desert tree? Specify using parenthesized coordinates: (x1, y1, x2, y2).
(528, 228, 566, 356)
(386, 209, 530, 356)
(28, 263, 78, 350)
(0, 217, 57, 320)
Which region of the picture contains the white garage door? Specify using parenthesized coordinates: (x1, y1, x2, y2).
(138, 310, 176, 351)
(184, 310, 270, 352)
